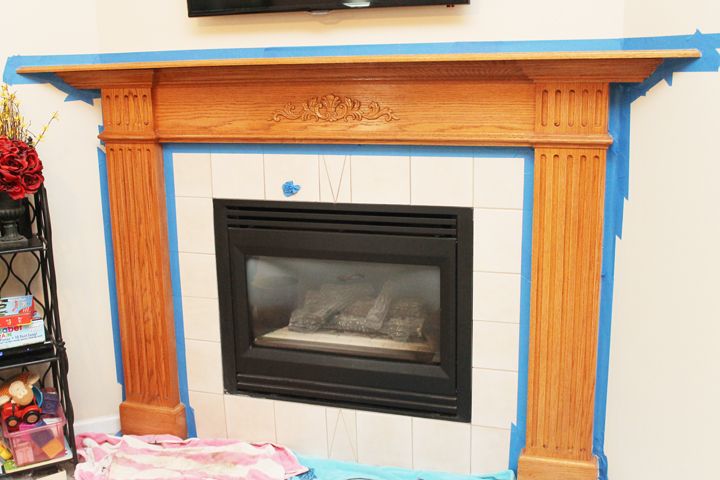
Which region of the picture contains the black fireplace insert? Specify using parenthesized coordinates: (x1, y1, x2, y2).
(214, 200, 472, 421)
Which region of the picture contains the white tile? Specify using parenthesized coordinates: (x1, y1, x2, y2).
(412, 418, 471, 474)
(189, 391, 227, 438)
(411, 156, 473, 207)
(473, 321, 520, 371)
(186, 340, 223, 394)
(472, 369, 518, 428)
(356, 411, 412, 468)
(351, 155, 410, 205)
(326, 408, 358, 461)
(174, 152, 212, 198)
(473, 209, 523, 273)
(319, 154, 352, 203)
(179, 253, 218, 299)
(211, 153, 265, 200)
(471, 426, 511, 474)
(473, 272, 521, 323)
(474, 156, 525, 209)
(264, 154, 320, 201)
(182, 296, 220, 343)
(274, 401, 328, 457)
(224, 394, 277, 442)
(175, 197, 215, 254)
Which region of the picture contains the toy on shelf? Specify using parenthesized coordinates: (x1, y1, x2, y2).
(0, 373, 42, 429)
(0, 439, 12, 461)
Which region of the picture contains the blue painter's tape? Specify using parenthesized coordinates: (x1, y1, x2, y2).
(163, 147, 198, 438)
(162, 144, 531, 444)
(508, 153, 535, 472)
(4, 30, 719, 99)
(97, 146, 125, 393)
(6, 31, 719, 476)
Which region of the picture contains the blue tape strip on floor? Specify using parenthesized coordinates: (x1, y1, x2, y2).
(163, 146, 198, 438)
(6, 31, 720, 479)
(294, 454, 515, 480)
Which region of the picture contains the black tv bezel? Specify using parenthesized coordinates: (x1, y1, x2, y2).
(187, 0, 469, 17)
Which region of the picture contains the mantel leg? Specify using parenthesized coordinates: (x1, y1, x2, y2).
(100, 84, 187, 437)
(518, 147, 606, 480)
(105, 141, 186, 437)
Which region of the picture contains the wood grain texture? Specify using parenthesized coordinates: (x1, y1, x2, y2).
(152, 81, 536, 146)
(518, 454, 599, 480)
(16, 48, 699, 74)
(103, 86, 187, 438)
(535, 83, 609, 136)
(518, 147, 606, 480)
(31, 55, 654, 455)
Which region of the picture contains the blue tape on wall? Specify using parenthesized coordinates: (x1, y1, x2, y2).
(508, 154, 535, 473)
(5, 31, 720, 478)
(163, 147, 198, 438)
(96, 146, 125, 392)
(4, 31, 720, 105)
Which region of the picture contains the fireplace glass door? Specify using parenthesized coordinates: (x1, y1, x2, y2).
(247, 256, 441, 363)
(215, 200, 472, 421)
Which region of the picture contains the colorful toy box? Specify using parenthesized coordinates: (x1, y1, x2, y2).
(0, 296, 35, 328)
(1, 408, 66, 467)
(0, 314, 45, 351)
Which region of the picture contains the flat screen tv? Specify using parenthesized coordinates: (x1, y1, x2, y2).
(187, 0, 468, 16)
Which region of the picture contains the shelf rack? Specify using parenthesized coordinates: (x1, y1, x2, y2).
(0, 187, 76, 476)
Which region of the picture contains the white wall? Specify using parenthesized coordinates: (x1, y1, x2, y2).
(95, 0, 624, 52)
(0, 2, 123, 424)
(602, 2, 720, 479)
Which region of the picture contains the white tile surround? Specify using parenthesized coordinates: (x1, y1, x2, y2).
(173, 151, 525, 474)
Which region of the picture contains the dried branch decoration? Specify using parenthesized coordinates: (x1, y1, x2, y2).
(272, 94, 398, 123)
(1, 84, 58, 146)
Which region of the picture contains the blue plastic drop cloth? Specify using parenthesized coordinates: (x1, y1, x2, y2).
(293, 455, 515, 480)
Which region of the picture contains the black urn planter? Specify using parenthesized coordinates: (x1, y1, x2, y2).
(0, 191, 28, 248)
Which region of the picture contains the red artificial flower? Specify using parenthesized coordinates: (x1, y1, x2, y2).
(0, 136, 44, 199)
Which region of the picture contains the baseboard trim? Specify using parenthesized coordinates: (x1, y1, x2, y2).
(74, 414, 121, 435)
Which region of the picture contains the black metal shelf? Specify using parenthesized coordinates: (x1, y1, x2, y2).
(0, 187, 76, 476)
(0, 347, 56, 372)
(0, 237, 44, 256)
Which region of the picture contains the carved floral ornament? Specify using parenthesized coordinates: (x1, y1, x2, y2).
(271, 94, 398, 123)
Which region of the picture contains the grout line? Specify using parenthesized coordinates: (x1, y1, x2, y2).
(208, 152, 214, 199)
(471, 365, 520, 373)
(472, 154, 476, 207)
(473, 319, 522, 325)
(474, 206, 524, 212)
(472, 366, 520, 374)
(317, 154, 323, 201)
(408, 155, 412, 205)
(184, 338, 222, 345)
(470, 424, 513, 432)
(174, 194, 213, 200)
(410, 414, 415, 469)
(472, 269, 522, 275)
(181, 294, 219, 301)
(262, 152, 267, 200)
(220, 393, 229, 439)
(272, 400, 279, 443)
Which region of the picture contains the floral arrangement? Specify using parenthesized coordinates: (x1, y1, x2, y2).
(0, 85, 56, 200)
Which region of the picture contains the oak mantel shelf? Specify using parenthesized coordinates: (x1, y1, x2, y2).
(22, 48, 700, 480)
(16, 48, 700, 73)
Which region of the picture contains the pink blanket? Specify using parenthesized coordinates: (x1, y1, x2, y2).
(74, 433, 309, 480)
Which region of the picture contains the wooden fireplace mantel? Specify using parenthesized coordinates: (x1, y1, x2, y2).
(19, 48, 699, 480)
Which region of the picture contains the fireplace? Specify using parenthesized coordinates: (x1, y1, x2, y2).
(214, 200, 473, 421)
